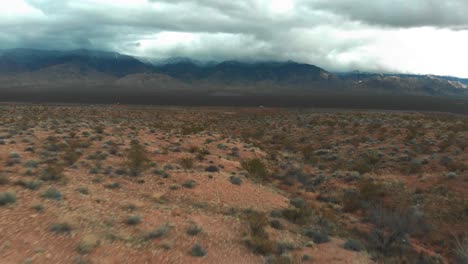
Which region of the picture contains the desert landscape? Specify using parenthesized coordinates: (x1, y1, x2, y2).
(0, 104, 466, 264)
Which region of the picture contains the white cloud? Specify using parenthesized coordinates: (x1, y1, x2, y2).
(0, 0, 467, 77)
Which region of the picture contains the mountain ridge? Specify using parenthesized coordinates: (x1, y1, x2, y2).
(0, 48, 467, 98)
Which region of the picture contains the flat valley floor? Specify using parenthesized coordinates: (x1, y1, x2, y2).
(0, 104, 467, 263)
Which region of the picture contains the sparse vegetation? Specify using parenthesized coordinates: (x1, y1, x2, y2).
(0, 105, 466, 263)
(124, 140, 150, 176)
(50, 223, 72, 234)
(191, 243, 207, 257)
(0, 192, 16, 206)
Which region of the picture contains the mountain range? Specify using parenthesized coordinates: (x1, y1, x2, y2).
(0, 48, 467, 98)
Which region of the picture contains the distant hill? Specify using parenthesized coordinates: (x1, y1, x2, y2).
(0, 48, 467, 98)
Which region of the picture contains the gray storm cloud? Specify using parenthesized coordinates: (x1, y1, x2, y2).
(1, 0, 468, 77)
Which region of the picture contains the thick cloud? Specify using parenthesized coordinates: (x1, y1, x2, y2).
(1, 0, 467, 77)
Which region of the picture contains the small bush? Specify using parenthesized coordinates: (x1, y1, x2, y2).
(304, 229, 329, 244)
(343, 239, 365, 252)
(76, 235, 100, 254)
(50, 223, 72, 234)
(289, 197, 307, 209)
(455, 236, 468, 264)
(0, 175, 10, 185)
(41, 188, 62, 200)
(0, 192, 16, 206)
(191, 243, 207, 257)
(126, 215, 141, 225)
(39, 164, 64, 181)
(205, 165, 219, 172)
(104, 182, 120, 189)
(229, 176, 242, 185)
(282, 206, 312, 225)
(270, 219, 283, 230)
(76, 187, 89, 195)
(241, 158, 269, 181)
(31, 203, 44, 212)
(182, 180, 196, 189)
(243, 211, 274, 255)
(15, 180, 42, 190)
(186, 223, 202, 236)
(178, 157, 194, 170)
(146, 223, 171, 239)
(24, 160, 39, 168)
(124, 141, 150, 176)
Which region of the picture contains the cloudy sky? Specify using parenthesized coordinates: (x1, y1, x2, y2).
(2, 0, 468, 77)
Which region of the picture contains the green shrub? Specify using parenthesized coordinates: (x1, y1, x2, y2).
(178, 157, 194, 170)
(76, 186, 89, 194)
(0, 175, 10, 185)
(205, 165, 219, 172)
(126, 215, 141, 226)
(15, 180, 42, 190)
(104, 182, 120, 189)
(182, 180, 196, 189)
(24, 160, 39, 168)
(229, 176, 242, 185)
(124, 141, 150, 176)
(41, 188, 62, 200)
(0, 192, 16, 206)
(343, 239, 365, 252)
(146, 223, 171, 239)
(39, 164, 64, 181)
(243, 211, 274, 255)
(241, 158, 269, 181)
(50, 223, 72, 234)
(304, 229, 329, 244)
(191, 243, 207, 257)
(186, 223, 202, 236)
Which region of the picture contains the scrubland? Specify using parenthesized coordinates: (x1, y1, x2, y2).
(0, 104, 467, 264)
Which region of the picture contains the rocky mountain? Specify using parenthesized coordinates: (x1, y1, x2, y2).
(0, 48, 467, 98)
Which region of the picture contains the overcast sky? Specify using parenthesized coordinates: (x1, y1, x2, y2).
(1, 0, 468, 77)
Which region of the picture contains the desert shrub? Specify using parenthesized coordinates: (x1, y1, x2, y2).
(178, 157, 194, 170)
(6, 152, 21, 166)
(41, 188, 62, 200)
(205, 165, 219, 172)
(15, 180, 42, 190)
(357, 178, 386, 207)
(124, 140, 150, 176)
(186, 223, 202, 236)
(270, 210, 282, 218)
(343, 239, 365, 252)
(76, 186, 89, 195)
(455, 236, 468, 264)
(50, 223, 72, 234)
(342, 189, 361, 213)
(399, 161, 423, 175)
(104, 182, 120, 189)
(76, 235, 100, 254)
(23, 159, 39, 168)
(282, 198, 312, 225)
(0, 175, 10, 185)
(0, 192, 16, 206)
(304, 229, 329, 244)
(229, 176, 242, 185)
(191, 243, 207, 257)
(241, 158, 269, 181)
(289, 197, 307, 209)
(182, 180, 196, 189)
(243, 211, 274, 255)
(270, 219, 283, 230)
(31, 203, 44, 212)
(126, 215, 141, 225)
(39, 164, 64, 181)
(146, 223, 171, 239)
